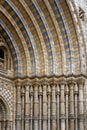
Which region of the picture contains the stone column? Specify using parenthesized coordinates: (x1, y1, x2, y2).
(33, 83, 39, 130)
(51, 82, 56, 130)
(21, 86, 25, 130)
(84, 80, 87, 130)
(78, 79, 84, 130)
(47, 85, 51, 130)
(16, 82, 21, 130)
(39, 85, 42, 130)
(2, 121, 5, 130)
(0, 120, 1, 130)
(74, 83, 78, 130)
(42, 82, 47, 130)
(25, 83, 30, 130)
(56, 84, 60, 130)
(65, 85, 69, 130)
(30, 85, 33, 130)
(6, 120, 10, 130)
(69, 81, 75, 130)
(60, 81, 65, 130)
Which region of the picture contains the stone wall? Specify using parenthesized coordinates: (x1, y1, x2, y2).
(15, 76, 86, 130)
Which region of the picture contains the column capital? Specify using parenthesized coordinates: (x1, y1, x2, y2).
(59, 80, 66, 86)
(32, 82, 40, 87)
(65, 85, 69, 95)
(40, 78, 49, 86)
(67, 80, 76, 86)
(56, 84, 60, 95)
(77, 78, 85, 86)
(74, 83, 78, 94)
(30, 85, 33, 96)
(15, 80, 22, 87)
(23, 82, 31, 87)
(50, 82, 57, 87)
(21, 86, 25, 96)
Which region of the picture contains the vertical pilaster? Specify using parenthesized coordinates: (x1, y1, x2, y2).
(33, 83, 39, 130)
(39, 85, 42, 130)
(60, 81, 65, 130)
(30, 85, 33, 130)
(69, 81, 75, 130)
(51, 82, 56, 130)
(78, 79, 84, 130)
(16, 81, 21, 130)
(0, 121, 1, 130)
(3, 121, 5, 130)
(47, 84, 51, 130)
(42, 82, 47, 130)
(84, 80, 87, 130)
(21, 86, 25, 130)
(74, 83, 78, 130)
(56, 84, 60, 130)
(65, 85, 69, 130)
(25, 83, 30, 130)
(6, 120, 10, 130)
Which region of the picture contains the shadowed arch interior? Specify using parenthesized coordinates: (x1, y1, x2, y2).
(0, 49, 4, 59)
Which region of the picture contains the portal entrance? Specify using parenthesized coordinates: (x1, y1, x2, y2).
(0, 98, 10, 130)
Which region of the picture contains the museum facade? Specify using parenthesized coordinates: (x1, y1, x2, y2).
(0, 0, 87, 130)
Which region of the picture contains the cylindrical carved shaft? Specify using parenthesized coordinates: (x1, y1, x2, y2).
(39, 85, 42, 130)
(60, 82, 65, 130)
(43, 84, 47, 130)
(16, 82, 21, 130)
(25, 84, 30, 130)
(21, 86, 25, 130)
(74, 84, 78, 130)
(69, 82, 74, 130)
(47, 85, 51, 130)
(65, 85, 69, 130)
(0, 120, 1, 130)
(30, 86, 33, 130)
(78, 81, 84, 130)
(6, 120, 10, 130)
(51, 83, 56, 130)
(2, 121, 5, 130)
(56, 85, 60, 130)
(34, 84, 38, 130)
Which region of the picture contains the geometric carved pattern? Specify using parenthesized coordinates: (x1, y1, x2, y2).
(0, 87, 13, 111)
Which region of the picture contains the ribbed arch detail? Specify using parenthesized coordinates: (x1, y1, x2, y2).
(4, 0, 40, 76)
(0, 19, 23, 76)
(0, 0, 84, 77)
(19, 0, 49, 75)
(27, 0, 58, 75)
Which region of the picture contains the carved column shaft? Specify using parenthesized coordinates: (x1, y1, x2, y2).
(51, 83, 56, 130)
(39, 85, 42, 130)
(74, 84, 78, 130)
(56, 85, 60, 130)
(43, 84, 47, 130)
(16, 82, 21, 130)
(34, 84, 39, 130)
(21, 86, 25, 130)
(25, 84, 30, 130)
(69, 82, 74, 130)
(65, 85, 69, 130)
(30, 86, 33, 130)
(60, 82, 65, 130)
(0, 121, 1, 130)
(78, 81, 84, 130)
(47, 85, 51, 130)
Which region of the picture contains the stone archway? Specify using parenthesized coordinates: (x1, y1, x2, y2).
(0, 97, 10, 130)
